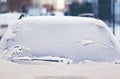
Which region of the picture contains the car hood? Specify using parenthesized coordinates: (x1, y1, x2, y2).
(0, 60, 120, 79)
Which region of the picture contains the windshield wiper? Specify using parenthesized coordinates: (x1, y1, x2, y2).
(11, 56, 73, 64)
(31, 59, 59, 62)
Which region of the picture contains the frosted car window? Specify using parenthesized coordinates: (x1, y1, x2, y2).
(3, 17, 120, 63)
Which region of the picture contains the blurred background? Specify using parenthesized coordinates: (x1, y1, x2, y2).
(0, 0, 120, 43)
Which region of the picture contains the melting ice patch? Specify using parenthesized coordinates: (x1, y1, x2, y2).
(82, 39, 94, 46)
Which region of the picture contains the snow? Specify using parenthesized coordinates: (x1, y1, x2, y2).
(0, 16, 120, 63)
(114, 60, 120, 64)
(5, 30, 16, 39)
(0, 13, 21, 37)
(0, 45, 30, 59)
(10, 56, 73, 64)
(0, 28, 6, 37)
(0, 12, 20, 25)
(0, 60, 120, 79)
(12, 56, 32, 60)
(82, 39, 94, 46)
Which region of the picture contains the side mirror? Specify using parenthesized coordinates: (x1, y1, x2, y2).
(18, 13, 26, 20)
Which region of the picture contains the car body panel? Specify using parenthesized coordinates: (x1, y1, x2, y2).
(0, 60, 120, 79)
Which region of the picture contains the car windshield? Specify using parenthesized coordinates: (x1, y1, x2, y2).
(2, 17, 120, 63)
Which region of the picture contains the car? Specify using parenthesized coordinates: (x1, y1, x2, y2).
(0, 13, 21, 38)
(0, 16, 120, 79)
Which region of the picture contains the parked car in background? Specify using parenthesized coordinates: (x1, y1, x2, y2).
(0, 13, 21, 38)
(0, 16, 120, 79)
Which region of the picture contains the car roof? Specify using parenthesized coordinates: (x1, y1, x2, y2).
(21, 16, 99, 25)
